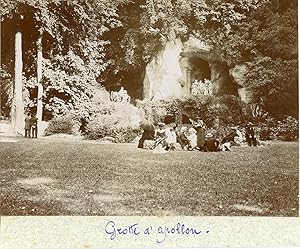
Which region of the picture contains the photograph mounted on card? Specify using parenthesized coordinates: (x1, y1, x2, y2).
(0, 0, 298, 248)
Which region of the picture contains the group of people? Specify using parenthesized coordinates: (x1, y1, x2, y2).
(24, 113, 38, 138)
(138, 118, 258, 153)
(110, 87, 131, 103)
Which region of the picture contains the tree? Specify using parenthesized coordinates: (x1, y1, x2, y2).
(1, 0, 129, 120)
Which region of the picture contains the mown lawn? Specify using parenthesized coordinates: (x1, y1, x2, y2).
(0, 137, 298, 216)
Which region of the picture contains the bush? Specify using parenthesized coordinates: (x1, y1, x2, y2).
(44, 115, 78, 136)
(86, 121, 140, 143)
(85, 102, 142, 143)
(256, 116, 298, 141)
(137, 94, 244, 128)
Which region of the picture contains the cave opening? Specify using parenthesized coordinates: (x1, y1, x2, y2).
(188, 57, 211, 83)
(179, 56, 212, 95)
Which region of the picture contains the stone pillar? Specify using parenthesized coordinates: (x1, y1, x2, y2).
(36, 29, 43, 131)
(11, 31, 25, 135)
(186, 67, 192, 94)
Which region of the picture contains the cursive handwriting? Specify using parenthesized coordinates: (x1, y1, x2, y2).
(156, 223, 207, 243)
(104, 221, 209, 243)
(105, 221, 140, 240)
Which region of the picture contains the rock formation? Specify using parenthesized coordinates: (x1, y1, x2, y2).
(229, 64, 254, 103)
(142, 36, 239, 101)
(143, 39, 184, 100)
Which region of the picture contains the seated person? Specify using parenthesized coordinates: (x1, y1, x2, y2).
(231, 126, 243, 146)
(154, 122, 167, 149)
(204, 133, 219, 152)
(177, 126, 189, 149)
(185, 127, 197, 150)
(165, 126, 177, 150)
(220, 136, 232, 151)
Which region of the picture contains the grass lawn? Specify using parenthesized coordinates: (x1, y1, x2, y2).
(0, 137, 298, 216)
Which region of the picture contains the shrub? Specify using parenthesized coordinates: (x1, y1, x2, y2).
(85, 102, 142, 143)
(44, 115, 78, 136)
(256, 116, 298, 141)
(137, 94, 244, 128)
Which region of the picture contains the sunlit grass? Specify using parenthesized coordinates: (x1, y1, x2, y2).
(0, 138, 298, 216)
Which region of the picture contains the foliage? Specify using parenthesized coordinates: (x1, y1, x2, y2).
(40, 50, 110, 120)
(137, 94, 244, 128)
(44, 114, 77, 135)
(257, 116, 298, 141)
(244, 57, 298, 116)
(85, 102, 141, 142)
(1, 0, 298, 122)
(0, 67, 13, 116)
(1, 0, 128, 118)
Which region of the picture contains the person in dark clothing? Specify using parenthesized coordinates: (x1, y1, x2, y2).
(245, 122, 257, 146)
(138, 120, 155, 148)
(24, 113, 31, 138)
(79, 118, 88, 135)
(176, 126, 189, 149)
(194, 118, 206, 151)
(204, 133, 219, 152)
(30, 114, 38, 138)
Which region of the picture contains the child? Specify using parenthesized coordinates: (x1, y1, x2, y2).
(186, 127, 197, 150)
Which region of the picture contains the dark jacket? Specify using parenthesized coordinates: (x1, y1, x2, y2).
(30, 117, 38, 128)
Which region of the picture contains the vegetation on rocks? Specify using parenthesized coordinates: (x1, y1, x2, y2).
(1, 0, 298, 138)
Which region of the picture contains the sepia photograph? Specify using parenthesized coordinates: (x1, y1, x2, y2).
(0, 0, 298, 220)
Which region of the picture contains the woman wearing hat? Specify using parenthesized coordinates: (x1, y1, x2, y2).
(154, 122, 168, 150)
(231, 126, 243, 146)
(204, 133, 219, 152)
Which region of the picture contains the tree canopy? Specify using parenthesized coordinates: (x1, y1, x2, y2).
(0, 0, 298, 118)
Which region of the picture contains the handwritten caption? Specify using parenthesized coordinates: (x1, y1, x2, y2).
(104, 221, 210, 243)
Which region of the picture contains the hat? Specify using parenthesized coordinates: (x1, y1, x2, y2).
(205, 133, 213, 138)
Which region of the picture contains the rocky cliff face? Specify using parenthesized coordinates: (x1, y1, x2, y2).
(142, 36, 240, 101)
(143, 39, 184, 100)
(229, 64, 254, 103)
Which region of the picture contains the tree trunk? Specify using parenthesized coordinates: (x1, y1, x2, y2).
(36, 29, 43, 133)
(10, 31, 24, 135)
